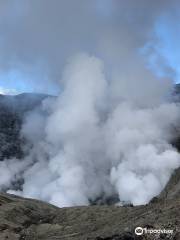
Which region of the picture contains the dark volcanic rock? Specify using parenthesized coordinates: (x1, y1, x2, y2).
(0, 106, 22, 160)
(0, 93, 48, 160)
(0, 193, 179, 240)
(157, 168, 180, 201)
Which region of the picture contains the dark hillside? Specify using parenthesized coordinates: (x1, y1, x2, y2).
(0, 93, 49, 160)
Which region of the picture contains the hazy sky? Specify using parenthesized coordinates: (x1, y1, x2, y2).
(0, 0, 179, 94)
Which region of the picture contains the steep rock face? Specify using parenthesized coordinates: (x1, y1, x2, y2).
(0, 93, 48, 160)
(0, 193, 179, 240)
(157, 168, 180, 201)
(0, 106, 22, 160)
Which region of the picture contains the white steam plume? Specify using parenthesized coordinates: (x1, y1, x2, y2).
(4, 53, 180, 207)
(0, 0, 180, 207)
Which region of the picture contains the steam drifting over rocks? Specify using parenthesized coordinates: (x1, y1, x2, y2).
(2, 54, 180, 207)
(0, 0, 180, 207)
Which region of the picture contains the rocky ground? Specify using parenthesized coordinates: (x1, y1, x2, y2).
(0, 191, 179, 240)
(0, 93, 179, 239)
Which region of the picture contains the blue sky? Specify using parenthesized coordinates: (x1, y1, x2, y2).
(0, 1, 179, 95)
(1, 24, 179, 96)
(0, 31, 178, 96)
(154, 14, 180, 83)
(0, 69, 58, 95)
(0, 70, 30, 94)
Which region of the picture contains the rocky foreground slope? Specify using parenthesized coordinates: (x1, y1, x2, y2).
(0, 191, 179, 240)
(0, 92, 180, 239)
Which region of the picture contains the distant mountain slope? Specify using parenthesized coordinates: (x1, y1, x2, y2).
(157, 168, 180, 201)
(174, 83, 180, 94)
(0, 85, 180, 161)
(0, 93, 50, 114)
(0, 93, 49, 160)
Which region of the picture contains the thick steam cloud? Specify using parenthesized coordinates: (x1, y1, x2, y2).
(2, 54, 180, 207)
(0, 0, 180, 207)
